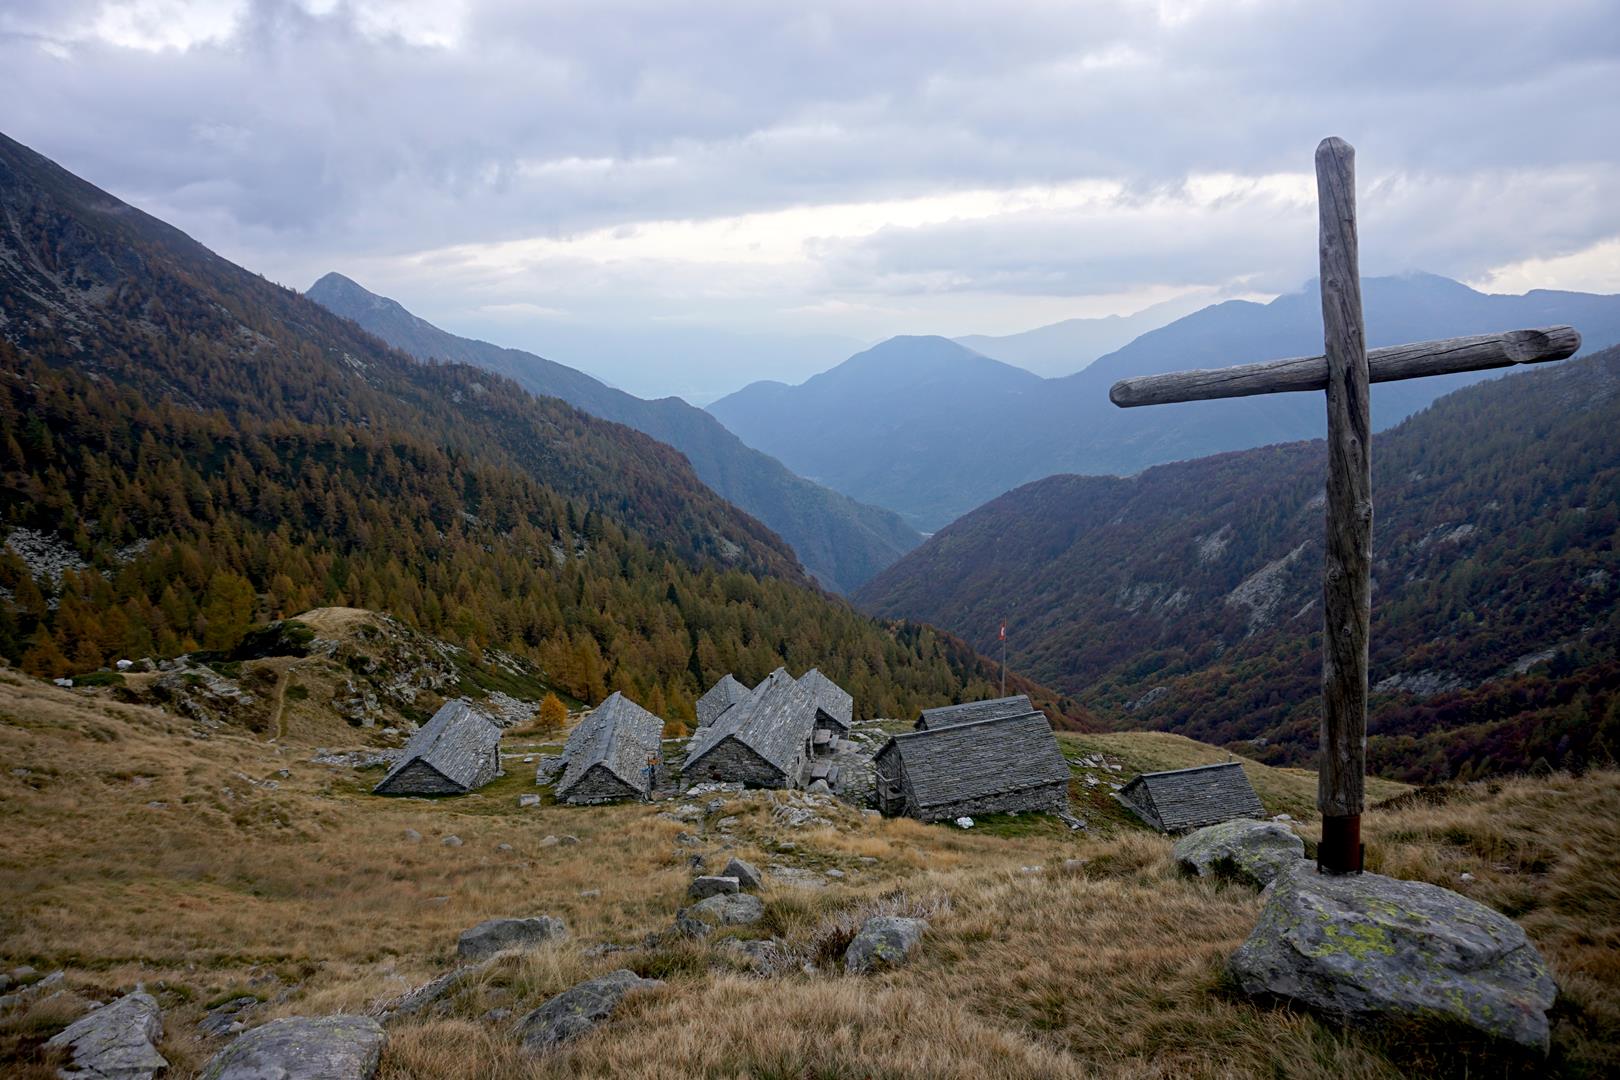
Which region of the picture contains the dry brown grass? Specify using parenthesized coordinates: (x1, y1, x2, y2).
(2, 671, 1615, 1077)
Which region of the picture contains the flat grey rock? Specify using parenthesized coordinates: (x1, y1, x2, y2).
(721, 856, 763, 891)
(1230, 863, 1557, 1052)
(688, 875, 740, 900)
(844, 915, 928, 974)
(457, 916, 567, 961)
(517, 970, 663, 1053)
(1173, 819, 1305, 888)
(198, 996, 259, 1037)
(675, 892, 765, 937)
(45, 990, 167, 1080)
(201, 1014, 384, 1079)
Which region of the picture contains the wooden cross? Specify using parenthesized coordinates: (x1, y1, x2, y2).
(1109, 138, 1581, 874)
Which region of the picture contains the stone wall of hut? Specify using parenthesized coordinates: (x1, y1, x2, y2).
(683, 738, 789, 788)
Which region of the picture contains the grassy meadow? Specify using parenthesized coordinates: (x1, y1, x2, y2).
(1, 669, 1616, 1078)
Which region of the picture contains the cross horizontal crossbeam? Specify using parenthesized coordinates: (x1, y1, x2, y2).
(1109, 325, 1581, 408)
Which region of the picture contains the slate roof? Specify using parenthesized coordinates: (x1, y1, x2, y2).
(1115, 762, 1265, 832)
(915, 694, 1034, 730)
(556, 691, 664, 798)
(797, 668, 853, 729)
(696, 674, 751, 729)
(684, 667, 815, 776)
(374, 698, 502, 793)
(880, 711, 1069, 810)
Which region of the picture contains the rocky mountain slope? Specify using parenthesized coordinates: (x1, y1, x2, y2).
(0, 130, 1073, 725)
(711, 275, 1620, 530)
(307, 273, 920, 593)
(857, 346, 1620, 782)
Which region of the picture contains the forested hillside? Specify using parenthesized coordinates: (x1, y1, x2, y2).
(0, 131, 1078, 725)
(307, 273, 921, 593)
(858, 347, 1620, 781)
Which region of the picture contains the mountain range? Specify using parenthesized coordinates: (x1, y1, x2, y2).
(0, 130, 1076, 725)
(306, 272, 920, 594)
(954, 294, 1204, 377)
(856, 344, 1620, 782)
(711, 275, 1620, 531)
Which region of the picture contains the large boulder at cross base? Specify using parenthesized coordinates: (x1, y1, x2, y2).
(44, 990, 168, 1080)
(517, 969, 664, 1052)
(456, 916, 567, 961)
(1229, 863, 1556, 1052)
(844, 916, 929, 974)
(1173, 819, 1305, 888)
(200, 1015, 385, 1079)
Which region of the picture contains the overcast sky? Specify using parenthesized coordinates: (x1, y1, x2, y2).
(4, 0, 1619, 399)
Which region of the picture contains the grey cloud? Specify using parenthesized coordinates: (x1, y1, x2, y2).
(1, 0, 1616, 393)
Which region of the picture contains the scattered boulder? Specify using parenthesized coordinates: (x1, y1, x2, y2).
(954, 816, 974, 829)
(380, 960, 492, 1019)
(845, 916, 928, 974)
(1229, 863, 1557, 1052)
(456, 916, 568, 961)
(1173, 819, 1306, 888)
(198, 995, 259, 1037)
(201, 1015, 385, 1079)
(517, 970, 663, 1053)
(675, 893, 765, 937)
(44, 990, 167, 1080)
(806, 779, 832, 796)
(688, 875, 740, 900)
(517, 794, 540, 808)
(721, 857, 763, 891)
(441, 835, 463, 848)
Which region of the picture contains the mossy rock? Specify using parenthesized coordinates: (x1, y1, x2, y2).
(1229, 863, 1556, 1052)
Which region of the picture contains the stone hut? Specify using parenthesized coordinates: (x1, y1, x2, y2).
(683, 668, 817, 788)
(696, 673, 751, 729)
(555, 692, 664, 804)
(915, 694, 1033, 731)
(1115, 762, 1264, 832)
(373, 698, 502, 796)
(797, 667, 853, 759)
(874, 711, 1071, 821)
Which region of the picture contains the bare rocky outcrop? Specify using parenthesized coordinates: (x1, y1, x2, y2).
(517, 970, 663, 1053)
(1230, 863, 1557, 1052)
(43, 990, 167, 1080)
(200, 1015, 385, 1079)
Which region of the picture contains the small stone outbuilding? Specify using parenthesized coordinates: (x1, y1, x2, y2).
(914, 694, 1033, 731)
(1115, 761, 1264, 832)
(874, 711, 1070, 821)
(556, 692, 664, 804)
(374, 698, 502, 796)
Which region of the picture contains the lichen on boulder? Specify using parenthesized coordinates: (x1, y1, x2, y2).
(1173, 818, 1305, 888)
(1229, 862, 1556, 1052)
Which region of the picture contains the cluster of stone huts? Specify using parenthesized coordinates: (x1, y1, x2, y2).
(683, 667, 854, 789)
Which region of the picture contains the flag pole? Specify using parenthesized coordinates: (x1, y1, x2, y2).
(1000, 616, 1007, 697)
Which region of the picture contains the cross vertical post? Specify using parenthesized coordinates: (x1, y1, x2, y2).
(1315, 137, 1370, 873)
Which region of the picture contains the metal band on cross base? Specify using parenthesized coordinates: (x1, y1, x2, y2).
(1319, 813, 1364, 874)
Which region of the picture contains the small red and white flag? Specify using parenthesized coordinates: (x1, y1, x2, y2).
(999, 621, 1006, 641)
